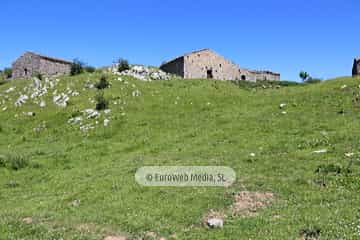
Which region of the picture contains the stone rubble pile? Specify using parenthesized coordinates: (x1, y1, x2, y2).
(110, 64, 172, 81)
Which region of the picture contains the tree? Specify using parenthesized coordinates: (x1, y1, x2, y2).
(299, 71, 310, 82)
(70, 59, 84, 76)
(117, 58, 130, 72)
(3, 68, 12, 79)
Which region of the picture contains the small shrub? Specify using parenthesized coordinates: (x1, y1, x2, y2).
(3, 68, 12, 79)
(299, 71, 310, 82)
(33, 72, 43, 80)
(0, 154, 29, 171)
(95, 91, 109, 110)
(305, 78, 322, 84)
(117, 58, 130, 72)
(315, 164, 344, 175)
(299, 227, 321, 240)
(6, 181, 19, 188)
(70, 59, 84, 76)
(84, 66, 96, 73)
(95, 75, 110, 90)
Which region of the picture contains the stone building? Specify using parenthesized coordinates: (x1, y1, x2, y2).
(160, 49, 280, 82)
(12, 52, 72, 79)
(353, 58, 360, 76)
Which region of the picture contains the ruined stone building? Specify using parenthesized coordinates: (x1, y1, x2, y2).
(160, 49, 280, 82)
(353, 58, 360, 76)
(12, 52, 72, 79)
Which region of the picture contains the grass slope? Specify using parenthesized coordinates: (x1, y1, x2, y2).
(0, 73, 359, 239)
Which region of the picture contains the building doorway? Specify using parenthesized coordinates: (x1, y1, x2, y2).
(207, 69, 213, 79)
(24, 68, 28, 76)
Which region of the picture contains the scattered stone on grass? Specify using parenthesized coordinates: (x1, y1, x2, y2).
(110, 64, 172, 81)
(53, 93, 70, 107)
(203, 210, 225, 229)
(279, 103, 287, 109)
(132, 89, 141, 97)
(71, 199, 81, 207)
(15, 95, 29, 106)
(104, 119, 110, 127)
(345, 152, 355, 157)
(312, 149, 327, 154)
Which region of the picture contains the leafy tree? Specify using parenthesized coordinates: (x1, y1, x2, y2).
(3, 68, 12, 79)
(299, 71, 310, 82)
(117, 58, 130, 72)
(95, 91, 109, 110)
(70, 59, 84, 76)
(95, 75, 110, 90)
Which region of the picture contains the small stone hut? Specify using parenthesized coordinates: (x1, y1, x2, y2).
(353, 58, 360, 76)
(160, 49, 280, 81)
(12, 52, 72, 79)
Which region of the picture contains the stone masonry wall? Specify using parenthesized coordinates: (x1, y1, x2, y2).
(12, 53, 41, 79)
(12, 52, 71, 79)
(160, 57, 184, 77)
(184, 49, 255, 81)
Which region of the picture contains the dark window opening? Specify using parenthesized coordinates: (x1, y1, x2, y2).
(241, 75, 246, 81)
(24, 68, 28, 76)
(219, 64, 222, 68)
(207, 69, 213, 79)
(198, 54, 201, 57)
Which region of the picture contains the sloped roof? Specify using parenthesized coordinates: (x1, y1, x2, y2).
(160, 49, 212, 67)
(25, 51, 72, 65)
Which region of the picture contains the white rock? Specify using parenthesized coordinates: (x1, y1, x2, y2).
(250, 153, 256, 157)
(5, 87, 16, 93)
(279, 103, 287, 109)
(15, 95, 29, 106)
(281, 111, 287, 115)
(132, 90, 141, 97)
(24, 112, 35, 117)
(68, 116, 83, 124)
(2, 107, 7, 111)
(345, 152, 355, 157)
(83, 109, 100, 119)
(340, 85, 347, 89)
(104, 119, 110, 127)
(313, 149, 328, 154)
(39, 100, 46, 108)
(104, 109, 111, 114)
(207, 218, 224, 228)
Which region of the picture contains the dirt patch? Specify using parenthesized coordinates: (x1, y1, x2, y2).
(22, 217, 33, 224)
(231, 191, 274, 216)
(104, 235, 127, 240)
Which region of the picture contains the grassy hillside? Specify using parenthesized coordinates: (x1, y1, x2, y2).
(0, 73, 359, 239)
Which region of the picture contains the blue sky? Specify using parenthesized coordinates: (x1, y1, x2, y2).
(0, 0, 359, 81)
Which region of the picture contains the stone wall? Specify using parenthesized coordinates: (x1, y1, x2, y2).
(353, 58, 360, 76)
(12, 52, 71, 79)
(160, 57, 184, 77)
(184, 49, 254, 81)
(160, 49, 280, 82)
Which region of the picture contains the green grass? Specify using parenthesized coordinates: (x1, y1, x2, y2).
(0, 73, 359, 239)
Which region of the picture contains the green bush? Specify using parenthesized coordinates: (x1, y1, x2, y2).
(117, 58, 130, 72)
(95, 91, 109, 110)
(95, 75, 110, 90)
(84, 66, 96, 73)
(305, 78, 322, 84)
(33, 72, 43, 80)
(3, 68, 12, 79)
(70, 59, 84, 76)
(0, 154, 29, 171)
